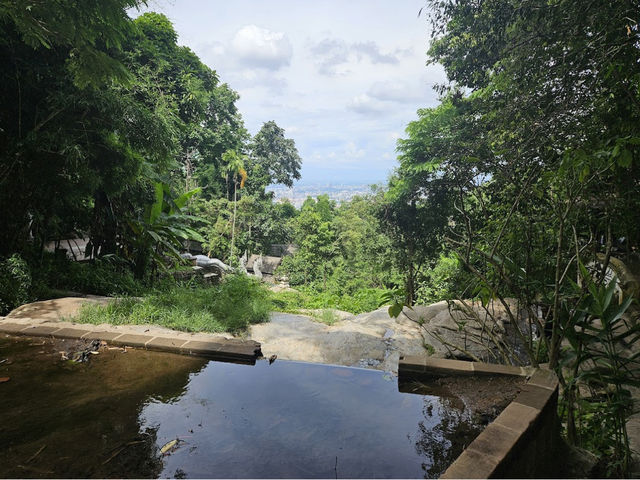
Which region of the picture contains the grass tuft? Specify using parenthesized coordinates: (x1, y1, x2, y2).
(74, 274, 271, 334)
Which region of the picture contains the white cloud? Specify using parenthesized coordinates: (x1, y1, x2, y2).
(231, 25, 293, 70)
(368, 80, 424, 103)
(352, 41, 408, 64)
(309, 38, 350, 76)
(345, 141, 365, 159)
(346, 94, 387, 115)
(309, 37, 411, 76)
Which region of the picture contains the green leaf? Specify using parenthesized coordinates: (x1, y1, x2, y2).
(149, 182, 164, 225)
(388, 302, 403, 318)
(172, 187, 202, 212)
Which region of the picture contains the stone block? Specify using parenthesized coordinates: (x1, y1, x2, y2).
(466, 423, 521, 462)
(514, 384, 555, 411)
(424, 357, 474, 375)
(183, 339, 260, 360)
(0, 323, 29, 334)
(440, 447, 497, 479)
(81, 331, 124, 342)
(398, 355, 427, 375)
(493, 402, 538, 433)
(528, 368, 558, 390)
(51, 328, 91, 340)
(145, 337, 188, 353)
(110, 333, 153, 347)
(21, 325, 61, 336)
(472, 362, 526, 377)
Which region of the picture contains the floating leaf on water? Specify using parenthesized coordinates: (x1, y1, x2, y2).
(160, 439, 179, 455)
(90, 351, 100, 355)
(0, 377, 9, 383)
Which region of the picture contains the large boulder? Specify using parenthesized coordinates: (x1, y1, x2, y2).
(405, 299, 535, 364)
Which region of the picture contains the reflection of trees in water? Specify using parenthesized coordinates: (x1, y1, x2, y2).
(414, 397, 483, 479)
(91, 426, 163, 478)
(0, 340, 208, 479)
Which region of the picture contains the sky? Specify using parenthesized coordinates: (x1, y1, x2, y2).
(133, 0, 447, 185)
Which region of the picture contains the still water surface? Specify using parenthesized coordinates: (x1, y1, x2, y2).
(0, 336, 480, 478)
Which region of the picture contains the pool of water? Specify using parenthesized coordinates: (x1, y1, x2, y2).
(0, 336, 485, 478)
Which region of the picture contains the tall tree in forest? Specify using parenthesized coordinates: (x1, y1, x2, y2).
(246, 121, 302, 196)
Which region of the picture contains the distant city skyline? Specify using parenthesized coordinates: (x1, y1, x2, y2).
(268, 183, 374, 208)
(133, 1, 446, 184)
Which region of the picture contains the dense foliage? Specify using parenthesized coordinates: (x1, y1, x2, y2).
(0, 4, 302, 312)
(276, 192, 399, 307)
(379, 1, 640, 474)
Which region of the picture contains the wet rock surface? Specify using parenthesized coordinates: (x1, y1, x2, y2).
(249, 308, 428, 373)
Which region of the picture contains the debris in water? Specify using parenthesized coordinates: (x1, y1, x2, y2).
(0, 358, 7, 364)
(102, 440, 146, 465)
(71, 339, 102, 363)
(160, 438, 181, 455)
(17, 464, 53, 475)
(268, 354, 277, 364)
(26, 445, 46, 463)
(60, 352, 69, 361)
(0, 377, 9, 383)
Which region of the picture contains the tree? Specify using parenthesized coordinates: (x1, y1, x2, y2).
(246, 121, 302, 195)
(127, 182, 203, 279)
(0, 0, 147, 87)
(399, 1, 640, 472)
(221, 150, 247, 260)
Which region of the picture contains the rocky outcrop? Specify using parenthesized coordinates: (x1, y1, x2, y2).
(402, 299, 535, 364)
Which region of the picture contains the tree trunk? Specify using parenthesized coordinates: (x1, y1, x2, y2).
(231, 180, 237, 260)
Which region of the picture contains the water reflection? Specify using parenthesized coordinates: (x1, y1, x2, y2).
(0, 336, 483, 479)
(0, 336, 206, 478)
(141, 360, 480, 479)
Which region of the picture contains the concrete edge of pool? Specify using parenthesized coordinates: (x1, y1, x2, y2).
(0, 321, 262, 364)
(399, 356, 560, 479)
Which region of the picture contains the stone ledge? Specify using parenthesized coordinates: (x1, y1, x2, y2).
(399, 355, 474, 377)
(0, 323, 30, 334)
(0, 320, 261, 365)
(431, 359, 559, 479)
(466, 423, 521, 463)
(472, 362, 526, 376)
(81, 331, 124, 342)
(440, 446, 499, 479)
(20, 325, 62, 336)
(527, 368, 558, 390)
(110, 333, 155, 348)
(398, 355, 559, 478)
(145, 337, 189, 352)
(51, 328, 93, 340)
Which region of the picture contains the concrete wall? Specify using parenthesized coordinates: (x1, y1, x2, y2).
(399, 357, 561, 478)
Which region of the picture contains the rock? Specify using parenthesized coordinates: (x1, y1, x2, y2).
(248, 309, 426, 374)
(193, 255, 232, 272)
(238, 256, 248, 274)
(253, 255, 263, 280)
(399, 299, 536, 363)
(627, 412, 640, 477)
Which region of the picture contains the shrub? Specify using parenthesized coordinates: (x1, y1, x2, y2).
(33, 253, 145, 298)
(271, 286, 387, 315)
(0, 254, 32, 315)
